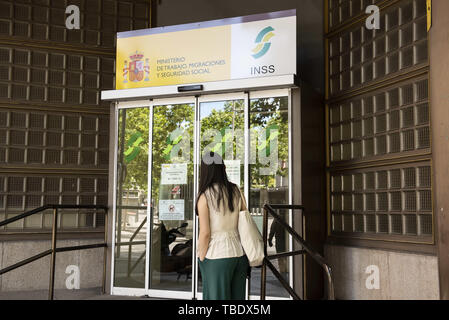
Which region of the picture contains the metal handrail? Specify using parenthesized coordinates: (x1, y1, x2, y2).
(129, 251, 146, 275)
(261, 204, 335, 300)
(0, 204, 108, 300)
(128, 216, 147, 277)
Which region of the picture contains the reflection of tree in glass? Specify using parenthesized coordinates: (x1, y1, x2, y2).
(200, 100, 244, 160)
(152, 104, 194, 201)
(250, 97, 289, 189)
(118, 98, 288, 196)
(119, 108, 149, 193)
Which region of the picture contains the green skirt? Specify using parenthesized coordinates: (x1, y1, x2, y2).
(198, 255, 249, 300)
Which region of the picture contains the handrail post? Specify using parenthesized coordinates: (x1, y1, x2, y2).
(48, 207, 58, 300)
(127, 241, 131, 278)
(102, 209, 108, 294)
(260, 206, 269, 300)
(326, 266, 335, 300)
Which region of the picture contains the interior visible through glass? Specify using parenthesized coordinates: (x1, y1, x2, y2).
(114, 107, 149, 288)
(149, 103, 195, 292)
(197, 98, 244, 293)
(249, 96, 290, 298)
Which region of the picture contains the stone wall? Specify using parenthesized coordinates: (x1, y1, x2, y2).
(0, 239, 104, 292)
(325, 244, 439, 300)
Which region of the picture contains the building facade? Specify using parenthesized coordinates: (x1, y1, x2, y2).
(0, 0, 151, 293)
(0, 0, 448, 300)
(324, 0, 440, 299)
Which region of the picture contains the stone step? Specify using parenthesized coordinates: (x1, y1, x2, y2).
(0, 287, 166, 300)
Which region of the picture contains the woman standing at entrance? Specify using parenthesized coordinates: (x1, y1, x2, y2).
(196, 152, 249, 300)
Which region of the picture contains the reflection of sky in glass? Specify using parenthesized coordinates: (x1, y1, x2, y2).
(200, 101, 227, 119)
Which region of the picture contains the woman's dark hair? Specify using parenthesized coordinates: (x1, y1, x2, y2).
(195, 152, 239, 215)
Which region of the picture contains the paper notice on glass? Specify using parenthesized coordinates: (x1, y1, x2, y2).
(224, 160, 241, 187)
(159, 199, 185, 220)
(161, 163, 187, 185)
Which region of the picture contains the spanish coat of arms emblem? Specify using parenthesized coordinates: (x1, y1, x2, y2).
(123, 51, 150, 83)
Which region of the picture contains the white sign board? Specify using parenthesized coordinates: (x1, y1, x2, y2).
(230, 14, 296, 80)
(161, 163, 187, 185)
(115, 10, 296, 90)
(224, 160, 241, 187)
(159, 199, 185, 221)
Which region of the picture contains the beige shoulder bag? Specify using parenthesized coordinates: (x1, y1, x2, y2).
(237, 190, 265, 267)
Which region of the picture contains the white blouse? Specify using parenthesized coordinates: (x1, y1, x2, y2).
(198, 184, 245, 260)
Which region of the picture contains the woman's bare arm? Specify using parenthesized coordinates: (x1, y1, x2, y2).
(240, 189, 248, 211)
(197, 193, 211, 261)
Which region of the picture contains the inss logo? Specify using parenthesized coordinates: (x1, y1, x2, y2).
(252, 26, 275, 59)
(124, 131, 144, 163)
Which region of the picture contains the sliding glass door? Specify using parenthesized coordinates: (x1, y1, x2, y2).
(147, 97, 196, 299)
(114, 104, 149, 290)
(248, 90, 292, 299)
(195, 93, 247, 299)
(112, 90, 293, 299)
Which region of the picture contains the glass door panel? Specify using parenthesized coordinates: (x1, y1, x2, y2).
(114, 107, 149, 288)
(199, 98, 245, 188)
(249, 95, 291, 298)
(149, 101, 195, 293)
(196, 95, 245, 295)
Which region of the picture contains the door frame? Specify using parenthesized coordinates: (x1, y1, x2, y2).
(110, 89, 295, 300)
